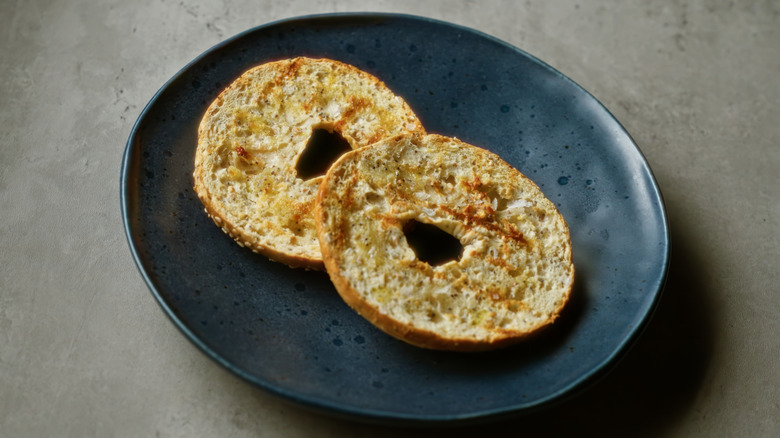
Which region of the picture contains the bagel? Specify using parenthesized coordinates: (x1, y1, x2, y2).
(193, 57, 425, 269)
(315, 134, 574, 351)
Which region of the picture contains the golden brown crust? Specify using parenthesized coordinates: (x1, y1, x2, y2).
(196, 190, 325, 270)
(194, 57, 425, 269)
(315, 134, 574, 351)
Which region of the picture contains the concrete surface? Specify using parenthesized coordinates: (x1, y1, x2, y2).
(1, 0, 778, 436)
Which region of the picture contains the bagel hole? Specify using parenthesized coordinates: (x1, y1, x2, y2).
(403, 220, 463, 266)
(295, 127, 352, 180)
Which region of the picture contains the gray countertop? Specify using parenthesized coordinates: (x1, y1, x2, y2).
(1, 1, 778, 436)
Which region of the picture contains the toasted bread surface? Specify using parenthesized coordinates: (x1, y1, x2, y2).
(315, 134, 574, 351)
(194, 57, 424, 269)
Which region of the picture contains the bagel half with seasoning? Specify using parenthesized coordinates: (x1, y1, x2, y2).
(194, 57, 425, 269)
(315, 134, 574, 351)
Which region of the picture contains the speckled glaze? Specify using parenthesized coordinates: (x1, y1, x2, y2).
(121, 13, 669, 424)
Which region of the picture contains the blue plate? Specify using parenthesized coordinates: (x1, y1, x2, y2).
(121, 13, 669, 424)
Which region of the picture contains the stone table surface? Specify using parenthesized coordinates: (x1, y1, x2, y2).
(1, 1, 778, 436)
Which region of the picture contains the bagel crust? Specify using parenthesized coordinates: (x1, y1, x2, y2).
(315, 134, 574, 351)
(193, 57, 424, 269)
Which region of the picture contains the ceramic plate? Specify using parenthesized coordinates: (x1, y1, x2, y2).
(121, 13, 669, 424)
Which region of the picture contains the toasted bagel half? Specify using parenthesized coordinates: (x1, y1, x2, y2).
(315, 134, 574, 351)
(194, 57, 424, 269)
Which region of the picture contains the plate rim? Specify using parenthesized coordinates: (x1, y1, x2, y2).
(120, 11, 671, 424)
